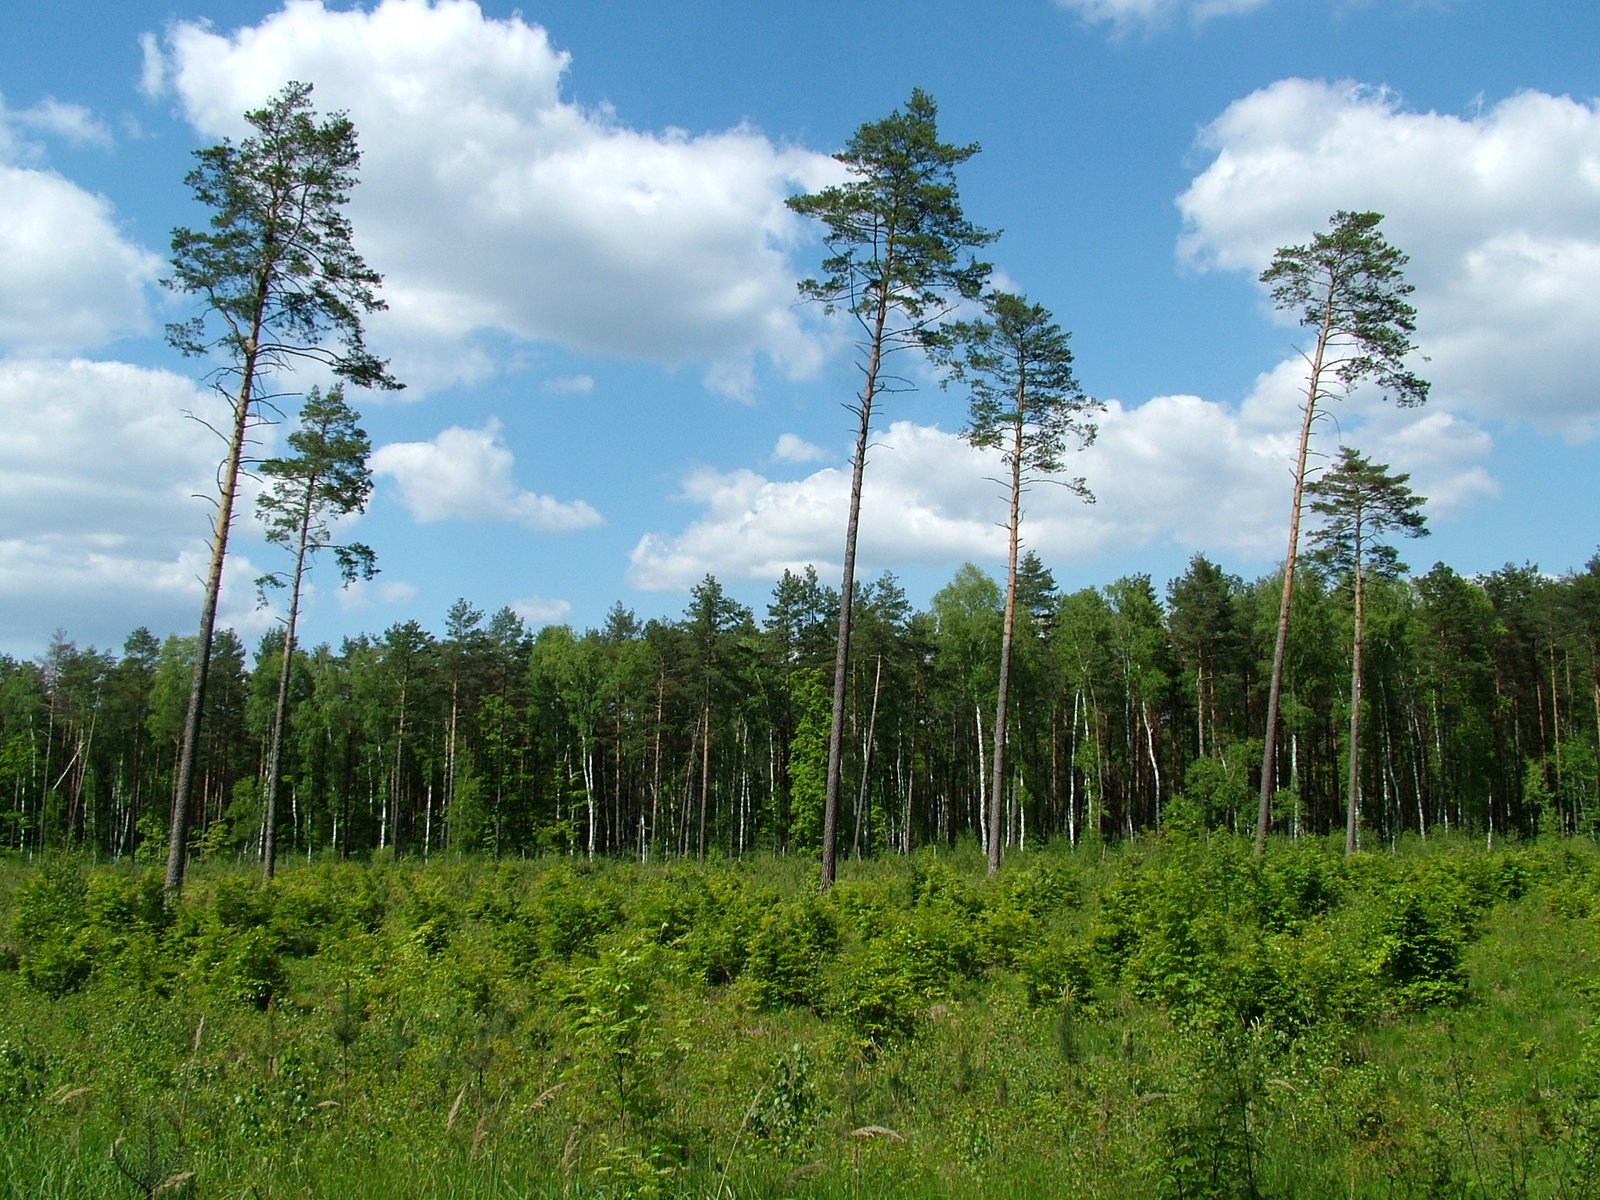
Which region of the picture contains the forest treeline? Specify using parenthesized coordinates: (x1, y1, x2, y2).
(7, 547, 1600, 866)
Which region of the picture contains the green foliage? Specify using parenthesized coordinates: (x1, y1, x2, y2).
(1148, 1019, 1275, 1200)
(13, 859, 93, 997)
(748, 1044, 819, 1155)
(564, 934, 668, 1126)
(1016, 928, 1096, 1008)
(529, 865, 623, 961)
(785, 669, 830, 851)
(787, 88, 994, 328)
(744, 894, 838, 1010)
(0, 839, 1596, 1197)
(668, 870, 765, 985)
(1260, 210, 1428, 407)
(1362, 877, 1468, 1011)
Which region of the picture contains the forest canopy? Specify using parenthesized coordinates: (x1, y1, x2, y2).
(6, 551, 1598, 867)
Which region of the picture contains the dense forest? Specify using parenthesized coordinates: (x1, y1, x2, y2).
(7, 548, 1600, 868)
(4, 85, 1595, 879)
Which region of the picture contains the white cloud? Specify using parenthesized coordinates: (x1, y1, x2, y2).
(0, 97, 160, 355)
(773, 433, 830, 464)
(0, 359, 270, 650)
(144, 0, 842, 398)
(628, 392, 1496, 590)
(512, 595, 573, 626)
(543, 374, 595, 394)
(13, 97, 114, 148)
(370, 419, 602, 532)
(335, 575, 418, 613)
(1179, 79, 1600, 436)
(1056, 0, 1272, 35)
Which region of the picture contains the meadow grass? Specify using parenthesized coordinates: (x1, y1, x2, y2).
(0, 834, 1596, 1197)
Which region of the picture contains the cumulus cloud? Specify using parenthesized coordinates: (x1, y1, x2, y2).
(543, 375, 595, 394)
(512, 595, 574, 626)
(142, 0, 841, 397)
(0, 98, 160, 355)
(13, 97, 114, 148)
(370, 419, 602, 532)
(772, 433, 831, 464)
(335, 575, 418, 613)
(629, 388, 1496, 591)
(0, 359, 271, 650)
(1178, 79, 1600, 436)
(1056, 0, 1272, 35)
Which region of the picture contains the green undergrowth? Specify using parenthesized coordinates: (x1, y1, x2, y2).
(1, 832, 1598, 1198)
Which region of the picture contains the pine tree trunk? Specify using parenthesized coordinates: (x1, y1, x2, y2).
(1346, 550, 1365, 857)
(263, 474, 317, 879)
(822, 288, 891, 890)
(1257, 287, 1335, 857)
(989, 407, 1024, 876)
(167, 340, 262, 897)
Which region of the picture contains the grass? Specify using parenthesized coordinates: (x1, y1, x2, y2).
(0, 833, 1597, 1197)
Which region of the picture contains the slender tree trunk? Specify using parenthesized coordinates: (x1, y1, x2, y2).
(822, 289, 891, 890)
(391, 672, 408, 857)
(1346, 550, 1365, 857)
(445, 675, 458, 841)
(649, 671, 664, 860)
(263, 474, 318, 879)
(1068, 690, 1080, 847)
(167, 336, 264, 897)
(1144, 703, 1162, 829)
(1257, 288, 1335, 857)
(853, 654, 883, 860)
(989, 407, 1024, 876)
(974, 699, 988, 852)
(583, 734, 596, 861)
(698, 702, 710, 859)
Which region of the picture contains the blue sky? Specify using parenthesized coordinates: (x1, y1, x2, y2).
(2, 0, 1596, 658)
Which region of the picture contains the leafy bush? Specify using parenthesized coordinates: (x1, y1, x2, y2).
(1363, 879, 1467, 1011)
(564, 934, 668, 1125)
(747, 1044, 819, 1155)
(995, 858, 1081, 917)
(744, 894, 837, 1010)
(13, 858, 94, 996)
(531, 866, 623, 961)
(19, 929, 95, 998)
(1016, 928, 1096, 1007)
(830, 936, 921, 1050)
(675, 873, 766, 985)
(11, 856, 88, 946)
(193, 924, 285, 1008)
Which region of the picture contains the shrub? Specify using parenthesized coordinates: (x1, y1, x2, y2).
(19, 929, 95, 997)
(530, 866, 623, 961)
(13, 857, 95, 996)
(1363, 879, 1467, 1011)
(748, 1044, 819, 1155)
(744, 895, 837, 1011)
(1016, 929, 1096, 1008)
(830, 937, 921, 1051)
(675, 874, 767, 986)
